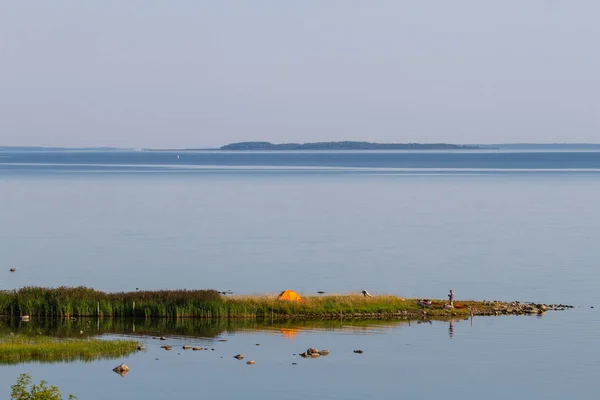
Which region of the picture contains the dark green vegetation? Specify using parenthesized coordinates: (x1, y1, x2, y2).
(220, 141, 480, 150)
(11, 373, 76, 400)
(0, 287, 565, 320)
(0, 287, 223, 318)
(0, 334, 138, 364)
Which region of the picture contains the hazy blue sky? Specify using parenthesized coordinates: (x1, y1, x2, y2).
(1, 1, 599, 148)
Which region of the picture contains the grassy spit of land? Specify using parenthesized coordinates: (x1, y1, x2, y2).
(0, 287, 572, 320)
(0, 334, 139, 364)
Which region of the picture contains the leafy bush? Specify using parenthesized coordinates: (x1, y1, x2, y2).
(10, 373, 76, 400)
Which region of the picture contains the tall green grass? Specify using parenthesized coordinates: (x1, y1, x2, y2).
(0, 287, 481, 319)
(0, 334, 139, 364)
(0, 287, 224, 318)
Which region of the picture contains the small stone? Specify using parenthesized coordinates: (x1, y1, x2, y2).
(192, 347, 202, 351)
(160, 337, 167, 341)
(310, 353, 321, 358)
(353, 350, 364, 354)
(183, 345, 192, 350)
(306, 348, 319, 355)
(246, 360, 256, 365)
(318, 350, 330, 356)
(255, 344, 260, 346)
(292, 362, 298, 365)
(137, 345, 145, 351)
(112, 363, 130, 373)
(234, 354, 244, 360)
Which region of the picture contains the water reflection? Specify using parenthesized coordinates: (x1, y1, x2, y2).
(0, 316, 476, 347)
(113, 369, 129, 377)
(0, 317, 440, 340)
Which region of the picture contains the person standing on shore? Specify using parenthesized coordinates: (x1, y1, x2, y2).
(448, 289, 455, 308)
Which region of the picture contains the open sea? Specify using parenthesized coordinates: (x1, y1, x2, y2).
(0, 150, 599, 399)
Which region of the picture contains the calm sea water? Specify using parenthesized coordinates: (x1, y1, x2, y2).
(1, 150, 599, 399)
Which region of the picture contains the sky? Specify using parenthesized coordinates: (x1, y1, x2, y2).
(1, 0, 599, 148)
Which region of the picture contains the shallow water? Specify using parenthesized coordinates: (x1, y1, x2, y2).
(1, 150, 599, 398)
(1, 310, 598, 400)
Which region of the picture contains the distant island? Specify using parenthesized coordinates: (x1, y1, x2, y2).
(3, 143, 600, 152)
(476, 143, 600, 150)
(220, 141, 480, 150)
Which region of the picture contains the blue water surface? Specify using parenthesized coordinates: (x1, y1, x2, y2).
(0, 150, 599, 399)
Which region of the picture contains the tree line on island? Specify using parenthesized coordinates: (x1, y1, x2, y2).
(220, 141, 480, 150)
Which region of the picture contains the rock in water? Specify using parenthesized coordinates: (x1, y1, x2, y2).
(113, 363, 130, 375)
(246, 360, 256, 365)
(234, 354, 244, 360)
(306, 348, 319, 355)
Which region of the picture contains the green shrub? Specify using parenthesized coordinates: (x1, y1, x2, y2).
(10, 373, 76, 400)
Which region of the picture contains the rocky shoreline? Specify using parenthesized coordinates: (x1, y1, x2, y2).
(257, 301, 574, 321)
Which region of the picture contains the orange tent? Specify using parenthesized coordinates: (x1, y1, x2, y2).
(277, 290, 302, 301)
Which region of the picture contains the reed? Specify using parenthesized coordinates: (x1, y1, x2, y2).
(0, 334, 139, 364)
(0, 286, 498, 319)
(0, 286, 225, 318)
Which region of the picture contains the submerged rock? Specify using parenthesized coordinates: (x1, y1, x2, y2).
(353, 350, 364, 354)
(318, 350, 330, 356)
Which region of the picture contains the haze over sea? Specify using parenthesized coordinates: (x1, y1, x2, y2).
(1, 149, 599, 399)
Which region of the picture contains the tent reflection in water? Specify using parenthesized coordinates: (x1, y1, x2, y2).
(277, 290, 302, 301)
(281, 328, 299, 340)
